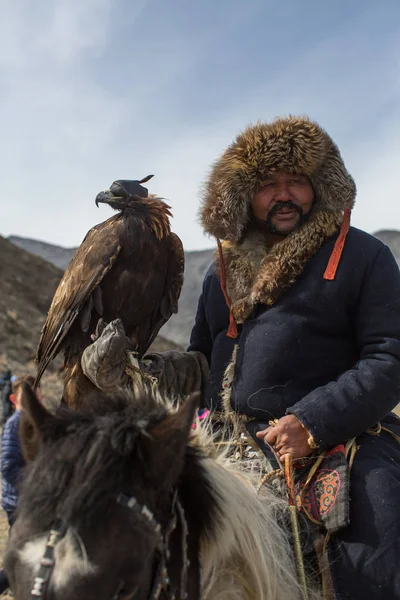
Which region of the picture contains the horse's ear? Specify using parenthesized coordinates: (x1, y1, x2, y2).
(150, 392, 199, 447)
(21, 383, 54, 431)
(20, 383, 56, 461)
(147, 392, 200, 488)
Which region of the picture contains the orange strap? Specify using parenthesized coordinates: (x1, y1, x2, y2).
(217, 238, 238, 339)
(284, 454, 296, 507)
(323, 208, 351, 281)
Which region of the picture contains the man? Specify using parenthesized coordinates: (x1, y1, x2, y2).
(83, 116, 400, 599)
(191, 116, 400, 599)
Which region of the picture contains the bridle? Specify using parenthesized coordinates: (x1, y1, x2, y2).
(30, 491, 189, 600)
(31, 520, 67, 598)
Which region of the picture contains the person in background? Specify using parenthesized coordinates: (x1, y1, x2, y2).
(0, 375, 38, 593)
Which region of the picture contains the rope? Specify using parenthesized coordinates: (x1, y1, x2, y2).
(321, 533, 334, 600)
(125, 352, 159, 390)
(284, 455, 309, 600)
(257, 469, 282, 492)
(344, 438, 357, 470)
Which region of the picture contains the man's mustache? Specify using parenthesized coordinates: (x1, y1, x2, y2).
(266, 201, 303, 221)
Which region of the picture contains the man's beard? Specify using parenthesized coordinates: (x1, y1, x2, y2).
(254, 201, 310, 236)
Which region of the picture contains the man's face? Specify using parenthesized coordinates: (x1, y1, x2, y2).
(251, 172, 315, 236)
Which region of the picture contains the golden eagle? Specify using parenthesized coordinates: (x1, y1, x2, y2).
(35, 176, 184, 405)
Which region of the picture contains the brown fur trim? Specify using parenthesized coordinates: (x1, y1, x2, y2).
(217, 210, 343, 323)
(201, 116, 356, 242)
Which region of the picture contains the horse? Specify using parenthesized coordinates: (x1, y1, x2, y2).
(4, 383, 321, 600)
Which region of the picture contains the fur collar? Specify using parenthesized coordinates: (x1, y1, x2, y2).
(218, 210, 343, 323)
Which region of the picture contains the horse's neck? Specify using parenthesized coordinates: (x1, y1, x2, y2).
(198, 455, 319, 600)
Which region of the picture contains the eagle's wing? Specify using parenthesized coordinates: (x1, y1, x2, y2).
(139, 232, 185, 356)
(35, 216, 123, 385)
(162, 232, 185, 316)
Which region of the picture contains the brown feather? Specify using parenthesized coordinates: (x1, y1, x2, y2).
(35, 196, 184, 406)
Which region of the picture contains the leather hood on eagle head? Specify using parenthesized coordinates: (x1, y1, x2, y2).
(200, 116, 356, 243)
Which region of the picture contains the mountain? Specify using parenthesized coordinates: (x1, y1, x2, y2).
(373, 230, 400, 264)
(8, 235, 76, 270)
(161, 248, 213, 346)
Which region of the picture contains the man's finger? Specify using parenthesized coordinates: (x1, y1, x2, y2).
(277, 443, 291, 453)
(278, 448, 293, 462)
(256, 426, 279, 445)
(256, 427, 271, 438)
(274, 440, 286, 452)
(264, 428, 280, 444)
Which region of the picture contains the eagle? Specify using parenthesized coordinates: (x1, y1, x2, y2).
(35, 176, 184, 406)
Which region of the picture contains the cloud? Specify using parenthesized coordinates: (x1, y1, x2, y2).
(0, 1, 143, 243)
(1, 0, 400, 251)
(34, 0, 115, 64)
(143, 2, 400, 247)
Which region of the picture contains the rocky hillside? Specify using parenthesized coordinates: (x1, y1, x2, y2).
(0, 236, 63, 366)
(0, 236, 65, 402)
(0, 236, 183, 405)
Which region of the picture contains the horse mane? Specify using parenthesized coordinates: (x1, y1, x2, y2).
(19, 391, 215, 540)
(19, 389, 320, 600)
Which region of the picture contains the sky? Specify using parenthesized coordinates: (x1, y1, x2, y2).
(1, 0, 400, 251)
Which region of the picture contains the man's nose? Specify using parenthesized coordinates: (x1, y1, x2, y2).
(274, 183, 291, 201)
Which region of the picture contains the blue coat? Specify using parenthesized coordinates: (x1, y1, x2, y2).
(189, 227, 400, 448)
(1, 410, 24, 521)
(188, 227, 400, 599)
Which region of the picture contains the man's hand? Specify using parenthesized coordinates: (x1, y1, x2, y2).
(256, 415, 313, 461)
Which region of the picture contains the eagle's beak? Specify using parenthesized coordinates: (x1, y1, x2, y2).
(95, 190, 112, 207)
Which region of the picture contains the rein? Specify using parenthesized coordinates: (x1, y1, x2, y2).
(31, 520, 67, 598)
(31, 492, 189, 600)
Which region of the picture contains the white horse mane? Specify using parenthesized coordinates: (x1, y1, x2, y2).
(123, 374, 323, 600)
(190, 422, 322, 600)
(78, 372, 323, 600)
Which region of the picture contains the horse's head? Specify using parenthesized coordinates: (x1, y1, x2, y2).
(5, 383, 205, 600)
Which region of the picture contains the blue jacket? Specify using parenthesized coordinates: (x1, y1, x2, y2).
(188, 228, 400, 450)
(1, 410, 24, 519)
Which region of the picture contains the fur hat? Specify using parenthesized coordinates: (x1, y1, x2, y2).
(200, 116, 356, 242)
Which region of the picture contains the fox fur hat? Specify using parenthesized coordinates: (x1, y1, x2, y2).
(200, 116, 356, 242)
